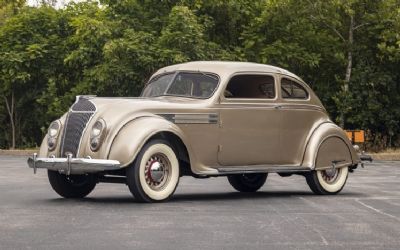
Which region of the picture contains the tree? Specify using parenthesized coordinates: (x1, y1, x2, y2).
(378, 0, 400, 62)
(0, 6, 68, 148)
(304, 0, 380, 128)
(0, 0, 25, 22)
(240, 0, 342, 115)
(0, 0, 400, 149)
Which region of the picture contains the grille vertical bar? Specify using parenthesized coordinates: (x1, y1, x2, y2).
(60, 98, 96, 157)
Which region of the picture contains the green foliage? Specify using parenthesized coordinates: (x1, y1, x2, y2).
(0, 6, 70, 147)
(377, 0, 400, 62)
(0, 0, 399, 149)
(159, 6, 206, 61)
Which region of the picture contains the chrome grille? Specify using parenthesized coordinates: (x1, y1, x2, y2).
(60, 97, 96, 157)
(71, 98, 96, 112)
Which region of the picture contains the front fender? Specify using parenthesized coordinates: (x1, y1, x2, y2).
(302, 122, 360, 169)
(38, 136, 49, 157)
(106, 116, 191, 167)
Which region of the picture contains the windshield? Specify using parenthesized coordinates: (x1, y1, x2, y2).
(141, 72, 219, 99)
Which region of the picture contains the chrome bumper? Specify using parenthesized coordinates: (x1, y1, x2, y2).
(27, 153, 121, 175)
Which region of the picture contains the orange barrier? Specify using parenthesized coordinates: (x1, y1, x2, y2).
(345, 130, 365, 143)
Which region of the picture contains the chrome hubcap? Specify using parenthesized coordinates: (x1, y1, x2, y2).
(144, 153, 170, 190)
(150, 161, 164, 182)
(321, 168, 339, 184)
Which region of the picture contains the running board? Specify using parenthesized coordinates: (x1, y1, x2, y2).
(217, 165, 311, 175)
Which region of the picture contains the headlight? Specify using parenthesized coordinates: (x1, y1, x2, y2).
(47, 120, 61, 151)
(90, 119, 106, 151)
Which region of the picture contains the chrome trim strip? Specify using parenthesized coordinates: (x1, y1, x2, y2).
(59, 112, 70, 156)
(314, 162, 352, 171)
(75, 95, 96, 101)
(33, 153, 37, 174)
(279, 104, 324, 112)
(216, 103, 324, 112)
(27, 154, 121, 175)
(66, 153, 72, 175)
(217, 165, 311, 174)
(158, 113, 219, 124)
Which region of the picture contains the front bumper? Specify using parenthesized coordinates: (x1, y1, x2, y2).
(27, 153, 121, 175)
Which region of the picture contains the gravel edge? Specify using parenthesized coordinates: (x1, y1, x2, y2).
(0, 150, 38, 156)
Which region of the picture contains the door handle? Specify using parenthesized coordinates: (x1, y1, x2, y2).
(274, 105, 282, 110)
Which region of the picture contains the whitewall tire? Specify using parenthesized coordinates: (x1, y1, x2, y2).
(127, 139, 180, 202)
(306, 167, 349, 195)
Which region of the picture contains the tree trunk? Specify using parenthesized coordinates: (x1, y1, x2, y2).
(4, 92, 16, 149)
(340, 15, 354, 128)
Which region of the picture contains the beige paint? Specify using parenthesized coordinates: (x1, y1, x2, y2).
(39, 61, 360, 175)
(217, 101, 281, 165)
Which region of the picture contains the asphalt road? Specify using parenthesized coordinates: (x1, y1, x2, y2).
(0, 156, 399, 250)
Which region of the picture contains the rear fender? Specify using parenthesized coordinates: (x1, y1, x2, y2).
(302, 122, 359, 169)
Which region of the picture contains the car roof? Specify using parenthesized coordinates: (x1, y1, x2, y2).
(153, 61, 301, 80)
(150, 61, 323, 107)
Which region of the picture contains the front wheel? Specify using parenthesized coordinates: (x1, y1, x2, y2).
(48, 170, 97, 198)
(127, 139, 180, 203)
(227, 173, 268, 192)
(305, 167, 349, 195)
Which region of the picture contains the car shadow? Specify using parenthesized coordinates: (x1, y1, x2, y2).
(43, 190, 365, 204)
(172, 190, 364, 202)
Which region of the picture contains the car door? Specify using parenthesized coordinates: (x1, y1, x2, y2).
(217, 73, 281, 166)
(278, 76, 326, 165)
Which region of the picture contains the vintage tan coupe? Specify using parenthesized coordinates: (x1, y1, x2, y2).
(28, 61, 361, 202)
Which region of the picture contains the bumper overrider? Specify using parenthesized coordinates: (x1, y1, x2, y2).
(27, 153, 121, 175)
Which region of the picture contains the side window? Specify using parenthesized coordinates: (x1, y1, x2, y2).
(281, 78, 308, 99)
(224, 75, 276, 99)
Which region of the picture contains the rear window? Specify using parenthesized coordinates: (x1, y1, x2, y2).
(281, 78, 308, 99)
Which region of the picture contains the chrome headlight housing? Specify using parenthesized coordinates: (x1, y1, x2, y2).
(47, 120, 61, 151)
(90, 118, 106, 151)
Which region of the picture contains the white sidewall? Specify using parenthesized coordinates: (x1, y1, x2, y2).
(317, 167, 348, 193)
(138, 143, 179, 201)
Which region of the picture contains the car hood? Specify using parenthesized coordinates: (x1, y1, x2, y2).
(91, 96, 200, 110)
(87, 96, 207, 127)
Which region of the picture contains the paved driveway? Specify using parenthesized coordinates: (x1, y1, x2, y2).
(0, 156, 399, 249)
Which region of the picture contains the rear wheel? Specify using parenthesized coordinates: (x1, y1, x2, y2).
(227, 173, 268, 192)
(127, 139, 180, 202)
(47, 170, 97, 198)
(306, 167, 348, 195)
